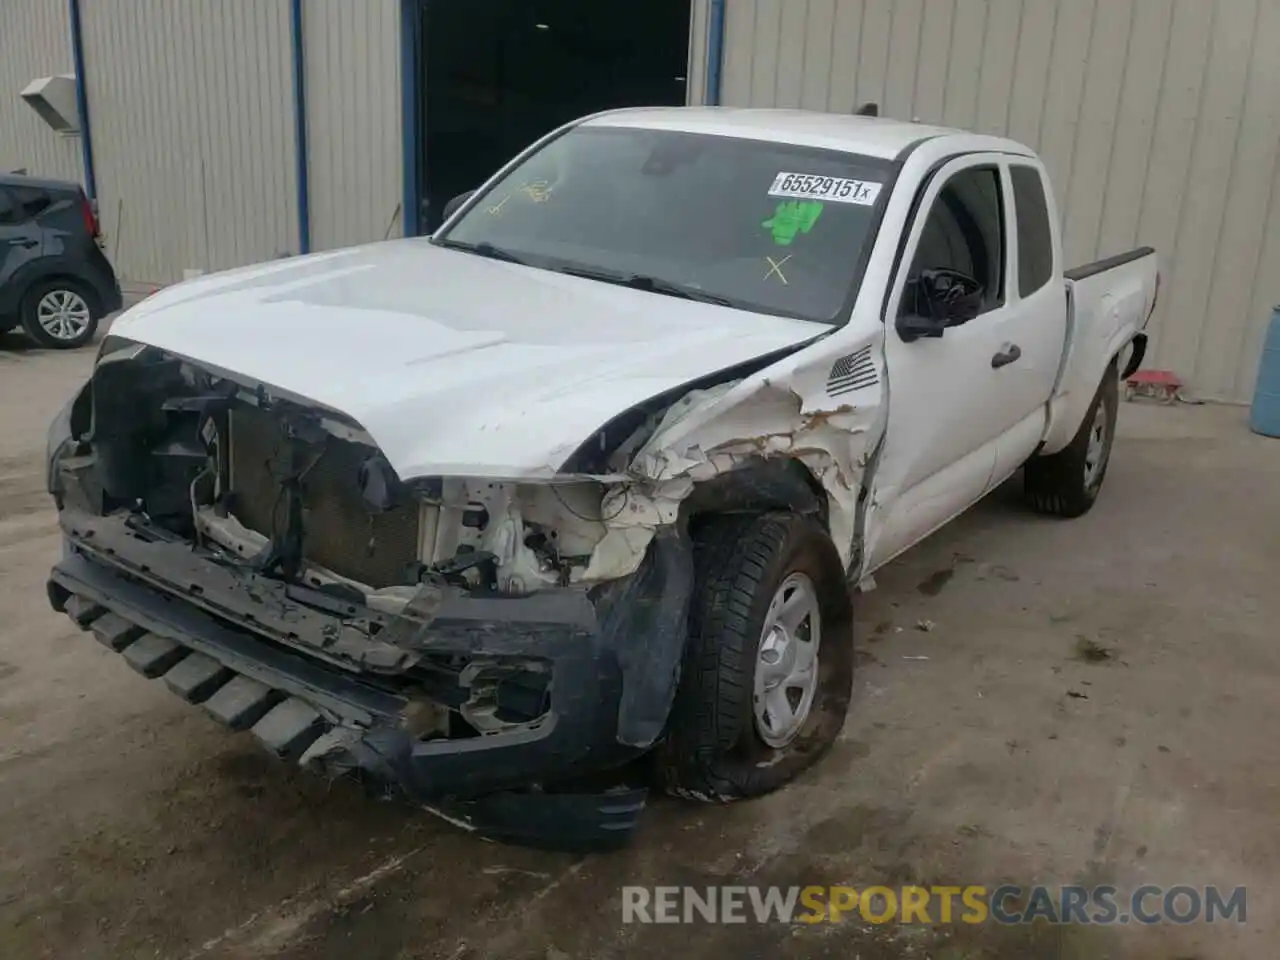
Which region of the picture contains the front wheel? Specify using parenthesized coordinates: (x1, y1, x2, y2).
(20, 279, 101, 349)
(1024, 363, 1119, 518)
(658, 512, 854, 802)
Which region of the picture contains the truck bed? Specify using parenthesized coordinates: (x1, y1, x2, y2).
(1042, 246, 1159, 454)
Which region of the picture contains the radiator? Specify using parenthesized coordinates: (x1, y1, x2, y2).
(227, 406, 422, 588)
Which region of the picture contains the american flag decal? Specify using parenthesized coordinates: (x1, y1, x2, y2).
(826, 346, 879, 397)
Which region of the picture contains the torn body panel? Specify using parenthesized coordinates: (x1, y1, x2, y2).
(48, 339, 705, 758)
(579, 338, 887, 581)
(48, 542, 651, 846)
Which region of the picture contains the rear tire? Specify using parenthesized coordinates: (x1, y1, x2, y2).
(1025, 363, 1119, 518)
(658, 512, 854, 802)
(20, 278, 101, 349)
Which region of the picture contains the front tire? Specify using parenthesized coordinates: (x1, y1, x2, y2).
(1025, 362, 1119, 518)
(658, 512, 854, 802)
(20, 279, 101, 349)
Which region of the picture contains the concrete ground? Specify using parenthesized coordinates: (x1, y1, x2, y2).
(1, 328, 1276, 959)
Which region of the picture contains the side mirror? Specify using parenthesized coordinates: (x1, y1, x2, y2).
(897, 269, 984, 342)
(897, 312, 946, 343)
(442, 190, 477, 222)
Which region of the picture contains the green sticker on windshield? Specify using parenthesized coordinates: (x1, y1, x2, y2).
(763, 200, 824, 246)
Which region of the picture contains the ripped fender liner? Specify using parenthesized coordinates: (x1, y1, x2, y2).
(596, 526, 694, 749)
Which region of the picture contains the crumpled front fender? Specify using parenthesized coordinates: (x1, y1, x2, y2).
(579, 337, 888, 582)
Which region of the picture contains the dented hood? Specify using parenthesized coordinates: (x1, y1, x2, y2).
(110, 239, 823, 479)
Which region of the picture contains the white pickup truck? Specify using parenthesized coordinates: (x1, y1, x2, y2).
(46, 108, 1157, 848)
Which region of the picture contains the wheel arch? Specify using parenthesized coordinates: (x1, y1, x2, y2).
(679, 456, 830, 532)
(607, 457, 839, 753)
(20, 271, 103, 314)
(15, 266, 105, 329)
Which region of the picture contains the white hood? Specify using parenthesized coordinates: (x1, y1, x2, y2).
(111, 239, 823, 479)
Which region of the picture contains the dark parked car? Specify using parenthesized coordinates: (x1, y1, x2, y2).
(0, 173, 122, 348)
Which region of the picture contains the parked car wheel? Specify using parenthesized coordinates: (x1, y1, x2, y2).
(20, 279, 101, 349)
(658, 512, 854, 802)
(1024, 362, 1119, 518)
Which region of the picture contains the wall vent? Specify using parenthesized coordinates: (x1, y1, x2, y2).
(21, 75, 81, 135)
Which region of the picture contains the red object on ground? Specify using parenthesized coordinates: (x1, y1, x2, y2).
(1125, 369, 1182, 403)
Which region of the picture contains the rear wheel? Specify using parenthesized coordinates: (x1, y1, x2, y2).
(20, 279, 100, 349)
(1024, 363, 1119, 518)
(658, 512, 854, 801)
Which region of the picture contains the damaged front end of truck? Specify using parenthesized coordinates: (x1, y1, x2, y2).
(45, 333, 882, 849)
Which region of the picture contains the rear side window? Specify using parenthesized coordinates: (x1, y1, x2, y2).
(0, 189, 17, 225)
(10, 186, 53, 218)
(1011, 166, 1054, 296)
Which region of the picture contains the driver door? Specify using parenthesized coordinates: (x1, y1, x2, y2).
(865, 155, 1015, 571)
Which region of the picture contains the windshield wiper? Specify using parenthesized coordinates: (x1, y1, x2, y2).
(433, 238, 528, 265)
(556, 266, 734, 307)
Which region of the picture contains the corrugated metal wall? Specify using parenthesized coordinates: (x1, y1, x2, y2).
(304, 0, 403, 252)
(705, 0, 1280, 402)
(0, 0, 81, 182)
(77, 0, 298, 286)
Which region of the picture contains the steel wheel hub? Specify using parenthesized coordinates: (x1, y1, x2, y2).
(753, 572, 822, 749)
(37, 290, 91, 341)
(1084, 395, 1111, 488)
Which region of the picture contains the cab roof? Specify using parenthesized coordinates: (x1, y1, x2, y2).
(585, 106, 1033, 161)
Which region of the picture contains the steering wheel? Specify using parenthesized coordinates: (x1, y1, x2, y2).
(918, 267, 984, 323)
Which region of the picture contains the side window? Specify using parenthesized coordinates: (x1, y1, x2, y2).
(902, 165, 1005, 316)
(10, 186, 52, 218)
(1010, 165, 1054, 296)
(0, 189, 16, 225)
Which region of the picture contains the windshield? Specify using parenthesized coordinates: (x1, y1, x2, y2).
(435, 125, 892, 324)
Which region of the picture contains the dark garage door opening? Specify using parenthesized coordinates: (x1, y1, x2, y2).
(415, 0, 692, 231)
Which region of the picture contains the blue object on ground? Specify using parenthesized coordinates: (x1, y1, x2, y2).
(1250, 305, 1280, 438)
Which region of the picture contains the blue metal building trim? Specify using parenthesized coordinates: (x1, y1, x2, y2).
(400, 0, 422, 237)
(67, 0, 97, 199)
(705, 0, 726, 106)
(289, 0, 311, 253)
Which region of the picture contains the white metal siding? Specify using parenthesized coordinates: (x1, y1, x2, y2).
(0, 0, 81, 182)
(78, 0, 298, 285)
(304, 0, 403, 251)
(704, 0, 1280, 401)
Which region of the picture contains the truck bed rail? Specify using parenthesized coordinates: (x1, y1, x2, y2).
(1064, 246, 1156, 282)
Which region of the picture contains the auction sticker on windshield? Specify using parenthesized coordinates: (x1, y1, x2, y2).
(768, 172, 883, 206)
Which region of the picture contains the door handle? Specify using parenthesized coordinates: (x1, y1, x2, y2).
(991, 343, 1022, 369)
(6, 238, 38, 248)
